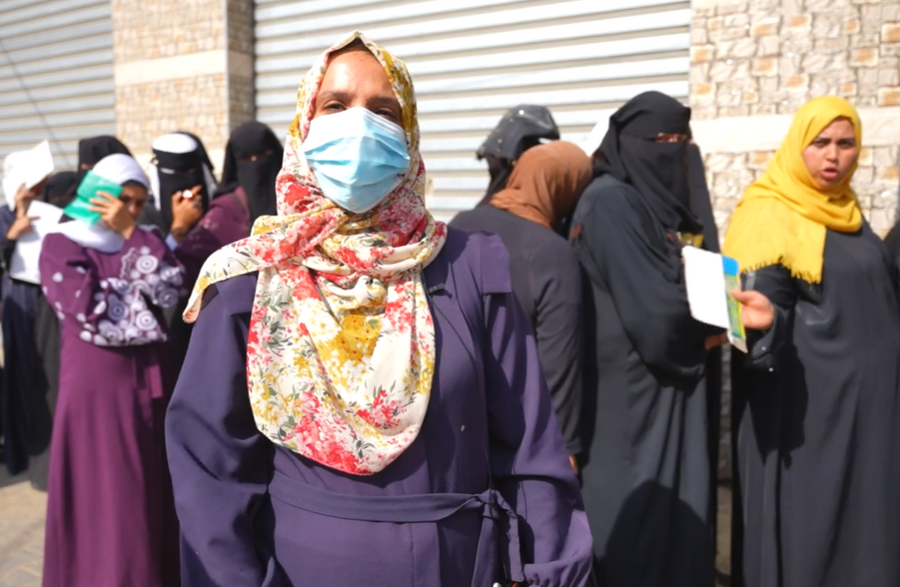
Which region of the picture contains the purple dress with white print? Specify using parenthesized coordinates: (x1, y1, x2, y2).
(39, 226, 183, 587)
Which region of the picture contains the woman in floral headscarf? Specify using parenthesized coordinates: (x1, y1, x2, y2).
(165, 32, 592, 587)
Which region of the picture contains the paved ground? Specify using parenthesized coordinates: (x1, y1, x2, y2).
(0, 467, 733, 587)
(0, 471, 45, 587)
(717, 484, 733, 586)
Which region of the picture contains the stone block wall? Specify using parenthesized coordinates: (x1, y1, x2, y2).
(692, 0, 900, 239)
(692, 0, 900, 118)
(111, 0, 255, 167)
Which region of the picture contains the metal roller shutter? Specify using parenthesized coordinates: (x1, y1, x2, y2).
(255, 0, 690, 220)
(0, 0, 116, 185)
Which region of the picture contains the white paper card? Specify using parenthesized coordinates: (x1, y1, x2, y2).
(8, 200, 65, 285)
(2, 141, 55, 209)
(682, 245, 748, 352)
(683, 246, 730, 328)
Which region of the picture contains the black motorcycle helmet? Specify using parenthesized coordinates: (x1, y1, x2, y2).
(476, 105, 560, 202)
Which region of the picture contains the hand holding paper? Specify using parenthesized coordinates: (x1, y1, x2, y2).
(682, 246, 748, 352)
(2, 141, 55, 209)
(8, 199, 65, 285)
(732, 289, 776, 331)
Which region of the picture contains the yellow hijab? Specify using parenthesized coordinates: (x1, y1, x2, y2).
(723, 96, 863, 283)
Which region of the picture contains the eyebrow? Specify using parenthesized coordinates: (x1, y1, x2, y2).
(316, 91, 399, 109)
(316, 90, 352, 102)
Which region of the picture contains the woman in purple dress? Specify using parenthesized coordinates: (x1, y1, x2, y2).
(166, 32, 592, 587)
(40, 154, 183, 587)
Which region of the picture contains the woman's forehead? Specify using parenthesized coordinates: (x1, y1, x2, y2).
(322, 50, 395, 95)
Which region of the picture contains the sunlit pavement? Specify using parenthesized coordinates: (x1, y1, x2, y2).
(0, 470, 45, 586)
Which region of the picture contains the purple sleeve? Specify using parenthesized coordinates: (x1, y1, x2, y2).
(482, 251, 593, 586)
(39, 228, 184, 346)
(175, 196, 250, 287)
(165, 280, 279, 587)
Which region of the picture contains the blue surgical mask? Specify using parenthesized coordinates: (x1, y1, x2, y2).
(302, 107, 410, 214)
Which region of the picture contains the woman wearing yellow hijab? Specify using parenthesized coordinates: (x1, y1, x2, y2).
(724, 96, 900, 587)
(164, 32, 592, 587)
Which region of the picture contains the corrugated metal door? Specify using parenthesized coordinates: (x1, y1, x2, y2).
(254, 0, 690, 220)
(0, 0, 116, 177)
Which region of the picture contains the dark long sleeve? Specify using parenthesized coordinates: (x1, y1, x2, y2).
(532, 245, 584, 455)
(741, 265, 797, 372)
(0, 206, 16, 274)
(165, 281, 279, 587)
(581, 187, 710, 380)
(484, 286, 593, 587)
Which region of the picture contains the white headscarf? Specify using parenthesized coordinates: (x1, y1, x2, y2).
(53, 153, 150, 252)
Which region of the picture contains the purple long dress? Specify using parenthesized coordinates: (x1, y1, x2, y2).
(40, 226, 184, 587)
(166, 228, 593, 587)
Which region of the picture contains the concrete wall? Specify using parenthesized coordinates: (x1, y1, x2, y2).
(110, 0, 255, 169)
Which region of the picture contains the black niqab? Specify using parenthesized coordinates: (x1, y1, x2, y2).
(476, 104, 560, 202)
(77, 135, 132, 169)
(218, 121, 283, 223)
(177, 131, 216, 173)
(597, 92, 702, 234)
(153, 133, 214, 228)
(71, 135, 132, 198)
(42, 171, 78, 208)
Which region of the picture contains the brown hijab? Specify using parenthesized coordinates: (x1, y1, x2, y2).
(489, 141, 593, 230)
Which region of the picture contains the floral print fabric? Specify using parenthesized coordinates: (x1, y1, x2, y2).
(183, 32, 447, 475)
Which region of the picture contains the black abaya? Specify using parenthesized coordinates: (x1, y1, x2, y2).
(571, 174, 716, 587)
(0, 206, 40, 477)
(732, 225, 900, 587)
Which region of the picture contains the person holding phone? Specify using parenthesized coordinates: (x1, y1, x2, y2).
(39, 153, 184, 587)
(150, 131, 252, 377)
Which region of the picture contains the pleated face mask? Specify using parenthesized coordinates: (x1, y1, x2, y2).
(303, 107, 410, 214)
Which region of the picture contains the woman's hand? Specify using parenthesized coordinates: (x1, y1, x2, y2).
(7, 183, 41, 240)
(90, 191, 136, 239)
(170, 186, 203, 242)
(732, 289, 776, 331)
(13, 182, 35, 217)
(6, 214, 39, 241)
(569, 454, 579, 476)
(705, 333, 729, 349)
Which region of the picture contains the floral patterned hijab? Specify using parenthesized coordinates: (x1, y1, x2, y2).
(183, 32, 447, 475)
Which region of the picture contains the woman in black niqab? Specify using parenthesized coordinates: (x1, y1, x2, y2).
(68, 136, 132, 199)
(151, 132, 217, 232)
(77, 136, 132, 170)
(569, 91, 717, 587)
(595, 91, 703, 236)
(217, 121, 283, 224)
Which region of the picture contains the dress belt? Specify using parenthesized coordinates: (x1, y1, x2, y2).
(267, 470, 525, 585)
